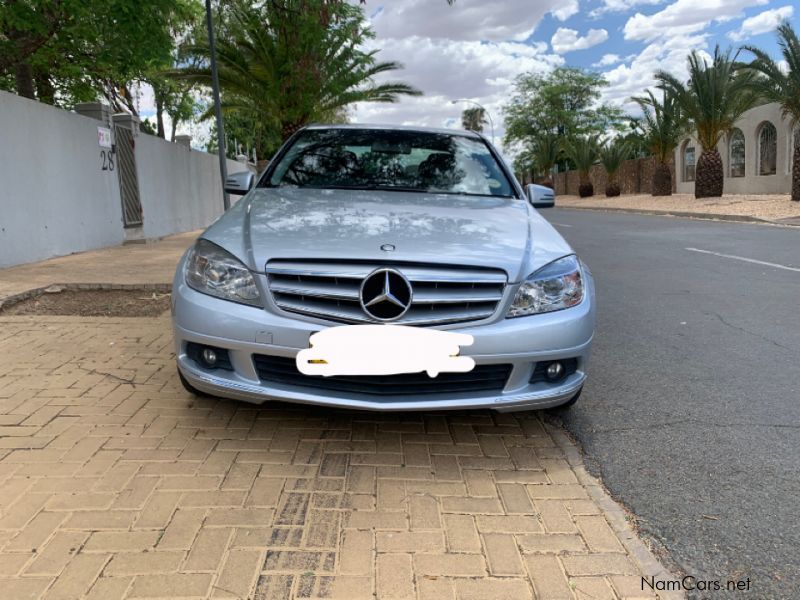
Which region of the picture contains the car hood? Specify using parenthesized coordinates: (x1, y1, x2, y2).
(203, 187, 573, 282)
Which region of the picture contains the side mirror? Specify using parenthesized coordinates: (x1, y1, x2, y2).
(224, 171, 255, 195)
(526, 184, 555, 208)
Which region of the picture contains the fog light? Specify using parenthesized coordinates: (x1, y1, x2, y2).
(202, 348, 218, 367)
(545, 361, 565, 381)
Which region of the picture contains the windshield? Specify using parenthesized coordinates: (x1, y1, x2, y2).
(265, 129, 515, 198)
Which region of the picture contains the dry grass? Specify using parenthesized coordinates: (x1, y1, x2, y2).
(557, 193, 800, 220)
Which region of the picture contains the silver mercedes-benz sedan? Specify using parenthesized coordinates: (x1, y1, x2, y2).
(172, 125, 594, 412)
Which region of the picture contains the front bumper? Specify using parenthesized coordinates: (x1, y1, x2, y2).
(172, 261, 595, 412)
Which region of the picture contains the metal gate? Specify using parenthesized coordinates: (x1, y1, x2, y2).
(114, 126, 143, 227)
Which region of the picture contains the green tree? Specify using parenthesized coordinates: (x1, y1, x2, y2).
(655, 46, 758, 198)
(743, 21, 800, 202)
(175, 0, 420, 157)
(504, 67, 625, 146)
(461, 107, 487, 133)
(598, 139, 630, 197)
(0, 0, 197, 111)
(565, 136, 599, 198)
(631, 89, 687, 196)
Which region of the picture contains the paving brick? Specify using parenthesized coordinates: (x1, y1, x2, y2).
(376, 531, 444, 553)
(414, 553, 486, 577)
(83, 531, 160, 553)
(47, 553, 109, 600)
(561, 553, 639, 576)
(105, 551, 185, 576)
(483, 533, 525, 575)
(157, 508, 206, 550)
(463, 470, 496, 497)
(205, 507, 274, 527)
(345, 510, 407, 530)
(526, 554, 572, 599)
(475, 515, 542, 533)
(184, 527, 232, 571)
(454, 578, 534, 600)
(443, 514, 481, 552)
(441, 496, 504, 514)
(498, 482, 535, 513)
(253, 574, 295, 600)
(409, 494, 441, 530)
(576, 515, 626, 552)
(212, 549, 262, 598)
(5, 510, 66, 552)
(0, 577, 53, 600)
(85, 576, 134, 600)
(377, 553, 414, 600)
(536, 500, 578, 533)
(24, 531, 88, 576)
(339, 529, 373, 575)
(572, 576, 617, 599)
(518, 533, 587, 554)
(129, 573, 213, 598)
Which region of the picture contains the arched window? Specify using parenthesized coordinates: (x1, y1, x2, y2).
(758, 122, 777, 176)
(682, 140, 696, 182)
(729, 129, 745, 178)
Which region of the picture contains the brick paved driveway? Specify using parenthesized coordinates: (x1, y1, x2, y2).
(0, 315, 661, 600)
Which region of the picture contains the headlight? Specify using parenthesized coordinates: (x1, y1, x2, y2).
(507, 255, 583, 317)
(185, 239, 262, 307)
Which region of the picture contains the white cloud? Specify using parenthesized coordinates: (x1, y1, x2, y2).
(551, 0, 580, 22)
(593, 53, 623, 67)
(624, 0, 768, 41)
(551, 27, 609, 53)
(600, 32, 710, 108)
(591, 0, 664, 17)
(728, 5, 794, 41)
(369, 0, 578, 42)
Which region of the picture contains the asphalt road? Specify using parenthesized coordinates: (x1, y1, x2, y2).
(542, 208, 800, 598)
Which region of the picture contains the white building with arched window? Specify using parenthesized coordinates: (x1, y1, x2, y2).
(674, 102, 793, 195)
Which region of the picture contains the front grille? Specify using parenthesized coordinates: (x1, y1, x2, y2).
(253, 354, 512, 396)
(265, 260, 507, 326)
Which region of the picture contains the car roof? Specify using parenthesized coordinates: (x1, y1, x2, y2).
(303, 123, 483, 139)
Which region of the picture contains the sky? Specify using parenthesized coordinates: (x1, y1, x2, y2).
(136, 0, 798, 153)
(349, 0, 799, 147)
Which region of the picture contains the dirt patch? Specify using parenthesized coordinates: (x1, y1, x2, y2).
(0, 288, 171, 317)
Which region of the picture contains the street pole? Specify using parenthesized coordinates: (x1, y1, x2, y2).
(205, 0, 229, 210)
(452, 99, 495, 145)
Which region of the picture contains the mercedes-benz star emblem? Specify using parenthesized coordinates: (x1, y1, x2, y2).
(359, 268, 413, 321)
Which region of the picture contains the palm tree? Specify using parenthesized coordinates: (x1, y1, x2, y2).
(598, 139, 630, 197)
(565, 137, 599, 198)
(631, 89, 687, 196)
(461, 107, 487, 133)
(175, 1, 421, 143)
(532, 132, 560, 188)
(655, 46, 758, 198)
(743, 22, 800, 202)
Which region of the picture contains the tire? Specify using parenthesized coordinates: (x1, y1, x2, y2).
(178, 368, 212, 398)
(553, 386, 582, 410)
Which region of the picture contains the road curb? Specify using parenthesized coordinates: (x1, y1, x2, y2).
(556, 205, 798, 226)
(546, 423, 686, 600)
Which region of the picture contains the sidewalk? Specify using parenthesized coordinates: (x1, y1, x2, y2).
(556, 193, 800, 225)
(0, 235, 678, 599)
(0, 231, 199, 303)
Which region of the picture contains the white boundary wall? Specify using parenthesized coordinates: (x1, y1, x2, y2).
(0, 90, 250, 268)
(0, 90, 125, 267)
(675, 102, 794, 195)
